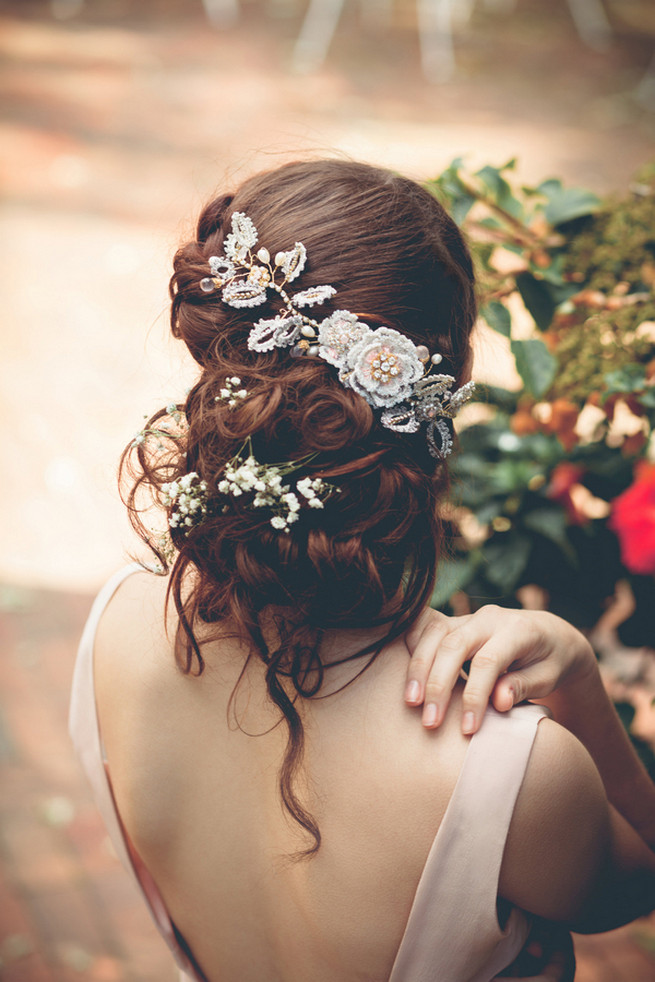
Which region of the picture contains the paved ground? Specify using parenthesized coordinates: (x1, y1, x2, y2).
(2, 1, 655, 979)
(3, 0, 655, 592)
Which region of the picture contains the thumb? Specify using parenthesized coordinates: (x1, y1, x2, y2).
(493, 664, 557, 712)
(492, 672, 527, 712)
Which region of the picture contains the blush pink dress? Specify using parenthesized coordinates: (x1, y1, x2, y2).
(70, 565, 548, 982)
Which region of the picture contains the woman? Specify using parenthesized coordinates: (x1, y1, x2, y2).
(70, 159, 655, 982)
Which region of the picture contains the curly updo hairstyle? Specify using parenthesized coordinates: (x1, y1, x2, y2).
(121, 158, 477, 855)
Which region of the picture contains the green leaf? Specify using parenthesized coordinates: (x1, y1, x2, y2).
(543, 186, 601, 226)
(450, 192, 476, 225)
(537, 178, 562, 196)
(469, 383, 519, 413)
(522, 509, 577, 562)
(476, 164, 512, 199)
(511, 339, 557, 398)
(430, 556, 477, 608)
(483, 533, 532, 591)
(474, 242, 494, 266)
(603, 365, 647, 395)
(482, 300, 512, 338)
(516, 272, 556, 331)
(476, 165, 524, 219)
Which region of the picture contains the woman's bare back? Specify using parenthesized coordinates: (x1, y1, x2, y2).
(94, 570, 478, 982)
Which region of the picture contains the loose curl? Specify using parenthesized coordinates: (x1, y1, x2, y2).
(120, 159, 477, 856)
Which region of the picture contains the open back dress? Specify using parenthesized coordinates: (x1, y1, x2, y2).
(70, 565, 548, 982)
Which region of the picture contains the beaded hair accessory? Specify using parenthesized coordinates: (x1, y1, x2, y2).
(200, 212, 475, 459)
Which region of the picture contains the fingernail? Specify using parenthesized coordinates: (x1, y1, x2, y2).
(423, 703, 439, 727)
(462, 711, 476, 734)
(406, 680, 420, 704)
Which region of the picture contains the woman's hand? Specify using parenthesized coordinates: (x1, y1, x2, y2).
(404, 605, 597, 734)
(495, 919, 575, 981)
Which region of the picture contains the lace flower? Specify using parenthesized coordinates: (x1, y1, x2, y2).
(317, 311, 372, 368)
(342, 327, 424, 409)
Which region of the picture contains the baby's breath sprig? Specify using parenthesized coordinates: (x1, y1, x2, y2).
(214, 376, 248, 410)
(216, 440, 339, 532)
(132, 403, 188, 449)
(161, 473, 209, 534)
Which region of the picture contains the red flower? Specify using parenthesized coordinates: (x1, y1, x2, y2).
(609, 462, 655, 575)
(547, 462, 586, 525)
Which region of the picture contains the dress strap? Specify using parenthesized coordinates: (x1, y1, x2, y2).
(69, 565, 201, 979)
(388, 703, 548, 982)
(69, 563, 143, 794)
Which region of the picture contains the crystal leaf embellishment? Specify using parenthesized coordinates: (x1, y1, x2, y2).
(292, 285, 337, 308)
(222, 282, 268, 308)
(279, 242, 307, 282)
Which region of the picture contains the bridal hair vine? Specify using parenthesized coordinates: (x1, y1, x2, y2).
(161, 438, 339, 535)
(199, 212, 475, 460)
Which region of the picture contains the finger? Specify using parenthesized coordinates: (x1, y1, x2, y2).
(459, 633, 544, 733)
(491, 661, 560, 713)
(418, 616, 505, 729)
(404, 613, 454, 707)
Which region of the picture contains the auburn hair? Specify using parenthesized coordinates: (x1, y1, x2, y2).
(120, 158, 477, 855)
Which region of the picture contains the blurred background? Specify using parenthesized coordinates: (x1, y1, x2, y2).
(1, 1, 655, 979)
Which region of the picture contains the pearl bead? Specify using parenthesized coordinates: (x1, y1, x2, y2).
(416, 344, 430, 361)
(431, 352, 443, 365)
(301, 325, 316, 338)
(257, 248, 270, 264)
(200, 277, 216, 293)
(274, 251, 286, 266)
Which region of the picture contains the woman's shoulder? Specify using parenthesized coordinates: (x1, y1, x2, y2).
(94, 565, 173, 665)
(499, 716, 609, 923)
(92, 567, 197, 841)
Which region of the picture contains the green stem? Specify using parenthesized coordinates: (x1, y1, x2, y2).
(456, 174, 540, 246)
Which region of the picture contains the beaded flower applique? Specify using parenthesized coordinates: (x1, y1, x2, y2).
(200, 211, 474, 459)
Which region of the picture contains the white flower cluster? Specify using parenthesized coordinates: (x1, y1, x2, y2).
(215, 376, 248, 409)
(217, 455, 335, 532)
(161, 472, 209, 534)
(296, 477, 330, 507)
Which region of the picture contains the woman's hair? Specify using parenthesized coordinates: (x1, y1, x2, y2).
(121, 158, 477, 855)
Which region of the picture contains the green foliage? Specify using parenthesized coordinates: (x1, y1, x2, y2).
(538, 179, 602, 226)
(510, 339, 557, 397)
(424, 159, 655, 645)
(426, 159, 655, 408)
(515, 272, 556, 331)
